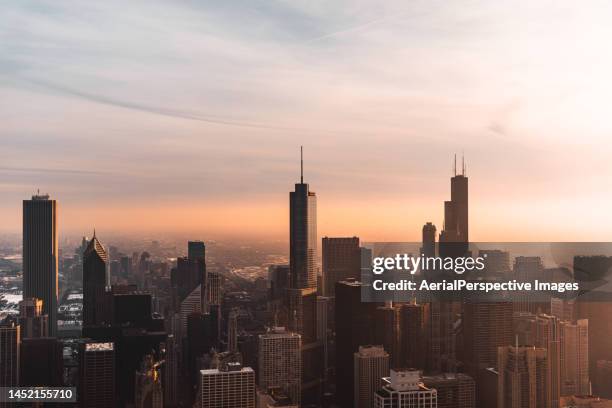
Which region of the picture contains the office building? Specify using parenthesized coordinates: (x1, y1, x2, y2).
(23, 193, 58, 336)
(439, 155, 468, 246)
(422, 222, 437, 259)
(258, 327, 302, 405)
(79, 342, 115, 408)
(560, 319, 589, 396)
(400, 302, 429, 371)
(354, 345, 389, 408)
(83, 232, 109, 326)
(289, 147, 317, 289)
(374, 369, 437, 408)
(374, 303, 402, 368)
(198, 363, 255, 408)
(322, 237, 360, 297)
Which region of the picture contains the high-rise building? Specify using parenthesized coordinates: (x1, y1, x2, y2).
(23, 193, 58, 336)
(258, 327, 302, 405)
(163, 335, 179, 407)
(18, 297, 48, 338)
(172, 257, 204, 306)
(478, 249, 511, 275)
(290, 147, 317, 290)
(198, 363, 255, 408)
(354, 345, 389, 408)
(422, 222, 437, 259)
(20, 337, 63, 386)
(207, 272, 221, 306)
(188, 241, 206, 262)
(463, 301, 513, 372)
(79, 342, 116, 408)
(400, 302, 430, 371)
(550, 298, 575, 323)
(335, 279, 380, 408)
(497, 345, 549, 408)
(322, 237, 360, 297)
(374, 303, 401, 368)
(439, 155, 468, 246)
(228, 309, 238, 353)
(83, 232, 109, 326)
(0, 322, 20, 387)
(560, 319, 589, 396)
(374, 369, 438, 408)
(269, 264, 290, 300)
(422, 373, 475, 408)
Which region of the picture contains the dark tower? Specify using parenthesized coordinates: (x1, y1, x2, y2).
(290, 147, 317, 289)
(439, 154, 469, 248)
(83, 232, 109, 326)
(23, 193, 58, 336)
(422, 222, 436, 258)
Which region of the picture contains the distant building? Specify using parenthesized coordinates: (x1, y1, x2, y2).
(23, 193, 58, 336)
(207, 272, 221, 306)
(258, 327, 302, 405)
(79, 342, 115, 408)
(198, 363, 255, 408)
(354, 345, 389, 408)
(560, 319, 589, 396)
(422, 222, 437, 259)
(257, 388, 298, 408)
(478, 250, 510, 275)
(322, 237, 360, 297)
(374, 369, 437, 408)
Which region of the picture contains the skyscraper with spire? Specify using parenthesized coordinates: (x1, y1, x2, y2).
(290, 147, 317, 290)
(83, 231, 109, 326)
(440, 154, 469, 245)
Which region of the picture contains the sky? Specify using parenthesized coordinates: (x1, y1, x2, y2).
(2, 0, 612, 241)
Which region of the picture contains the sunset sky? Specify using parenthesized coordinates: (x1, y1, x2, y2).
(2, 1, 612, 241)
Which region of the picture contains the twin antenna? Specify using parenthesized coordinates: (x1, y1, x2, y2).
(454, 153, 466, 177)
(300, 146, 303, 184)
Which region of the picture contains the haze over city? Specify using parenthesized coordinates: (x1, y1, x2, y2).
(2, 0, 612, 241)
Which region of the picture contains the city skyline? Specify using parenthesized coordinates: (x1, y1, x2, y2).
(3, 1, 612, 241)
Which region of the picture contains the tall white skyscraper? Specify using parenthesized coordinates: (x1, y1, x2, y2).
(258, 327, 302, 405)
(354, 345, 389, 408)
(198, 363, 255, 408)
(374, 369, 437, 408)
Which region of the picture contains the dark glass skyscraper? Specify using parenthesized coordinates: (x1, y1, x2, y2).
(83, 232, 109, 326)
(187, 240, 205, 262)
(290, 147, 317, 289)
(23, 194, 58, 336)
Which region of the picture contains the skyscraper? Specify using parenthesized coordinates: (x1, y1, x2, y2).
(374, 369, 438, 408)
(83, 232, 109, 326)
(400, 302, 430, 371)
(23, 193, 58, 336)
(497, 345, 549, 408)
(258, 327, 302, 405)
(290, 147, 317, 289)
(354, 345, 390, 408)
(20, 337, 63, 386)
(322, 237, 360, 297)
(0, 322, 20, 388)
(374, 303, 401, 368)
(198, 363, 255, 408)
(79, 342, 116, 408)
(228, 309, 238, 353)
(439, 155, 468, 246)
